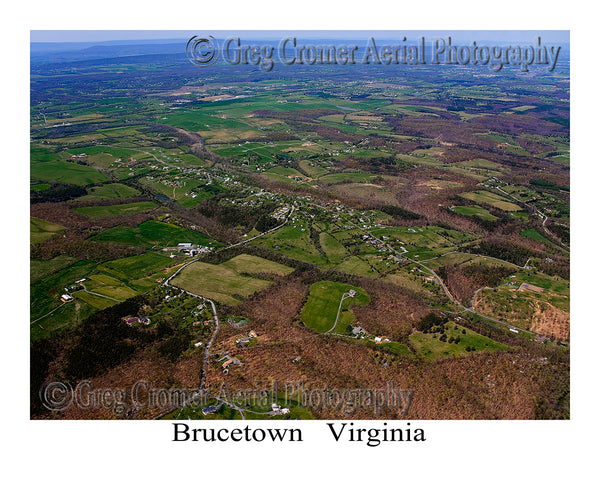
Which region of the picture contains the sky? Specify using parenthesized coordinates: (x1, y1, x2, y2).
(30, 30, 570, 44)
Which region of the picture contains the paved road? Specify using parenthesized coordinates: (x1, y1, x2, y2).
(200, 298, 219, 389)
(344, 219, 541, 337)
(162, 204, 296, 391)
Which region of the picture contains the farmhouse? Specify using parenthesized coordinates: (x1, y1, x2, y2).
(352, 326, 366, 336)
(202, 405, 219, 415)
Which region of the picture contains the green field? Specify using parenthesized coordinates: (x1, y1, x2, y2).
(319, 232, 348, 263)
(30, 183, 50, 192)
(409, 321, 508, 360)
(30, 145, 61, 163)
(30, 260, 97, 322)
(460, 190, 521, 211)
(221, 254, 294, 276)
(453, 158, 508, 173)
(298, 160, 329, 177)
(91, 220, 214, 248)
(334, 256, 378, 277)
(80, 183, 141, 200)
(170, 260, 276, 305)
(520, 228, 550, 244)
(74, 201, 157, 217)
(30, 217, 65, 244)
(65, 145, 144, 161)
(83, 273, 139, 301)
(300, 281, 369, 333)
(30, 255, 78, 283)
(31, 298, 97, 342)
(255, 223, 328, 266)
(97, 252, 178, 280)
(30, 160, 110, 186)
(452, 205, 498, 221)
(72, 290, 118, 310)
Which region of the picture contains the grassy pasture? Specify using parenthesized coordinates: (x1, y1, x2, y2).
(170, 261, 273, 305)
(319, 232, 347, 263)
(520, 228, 551, 245)
(31, 160, 110, 186)
(333, 256, 378, 277)
(97, 252, 177, 280)
(255, 223, 328, 266)
(90, 220, 214, 248)
(453, 158, 507, 171)
(72, 290, 118, 310)
(409, 321, 508, 360)
(30, 260, 97, 322)
(300, 281, 369, 333)
(80, 183, 141, 200)
(369, 225, 473, 249)
(30, 217, 65, 244)
(31, 299, 97, 343)
(65, 145, 143, 160)
(83, 273, 139, 301)
(30, 145, 60, 163)
(266, 166, 306, 178)
(74, 201, 157, 217)
(221, 254, 294, 276)
(460, 190, 522, 211)
(30, 183, 51, 192)
(298, 160, 329, 177)
(452, 205, 498, 221)
(30, 255, 78, 283)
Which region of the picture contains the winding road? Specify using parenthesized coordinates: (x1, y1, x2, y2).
(162, 204, 297, 391)
(342, 219, 540, 336)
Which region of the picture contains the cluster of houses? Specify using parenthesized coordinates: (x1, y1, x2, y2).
(60, 278, 88, 302)
(272, 205, 291, 221)
(175, 242, 213, 256)
(236, 330, 258, 347)
(269, 403, 290, 415)
(350, 325, 390, 344)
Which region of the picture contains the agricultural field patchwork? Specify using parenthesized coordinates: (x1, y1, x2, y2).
(29, 35, 570, 421)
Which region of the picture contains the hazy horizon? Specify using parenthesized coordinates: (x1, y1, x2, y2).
(31, 30, 570, 44)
